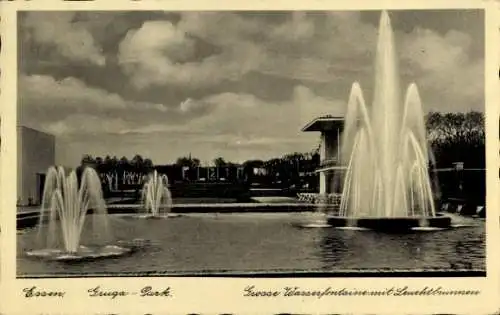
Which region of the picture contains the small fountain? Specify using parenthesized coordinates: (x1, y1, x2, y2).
(139, 170, 179, 218)
(325, 11, 451, 232)
(25, 166, 131, 261)
(296, 195, 335, 229)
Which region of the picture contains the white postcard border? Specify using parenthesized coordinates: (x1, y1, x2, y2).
(1, 0, 499, 314)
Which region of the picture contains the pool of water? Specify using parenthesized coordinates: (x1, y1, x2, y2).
(17, 212, 485, 276)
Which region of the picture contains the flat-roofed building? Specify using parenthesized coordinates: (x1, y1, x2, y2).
(302, 115, 344, 194)
(17, 126, 56, 206)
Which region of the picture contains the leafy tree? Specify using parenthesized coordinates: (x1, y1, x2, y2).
(213, 157, 227, 167)
(426, 112, 484, 143)
(95, 156, 103, 166)
(130, 154, 147, 172)
(143, 158, 154, 170)
(131, 154, 144, 166)
(119, 156, 129, 165)
(80, 154, 95, 165)
(110, 156, 119, 167)
(175, 156, 200, 168)
(426, 111, 485, 168)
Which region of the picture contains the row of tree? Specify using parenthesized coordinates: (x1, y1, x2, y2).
(174, 155, 239, 168)
(80, 154, 154, 172)
(80, 154, 242, 173)
(426, 111, 485, 168)
(78, 111, 486, 182)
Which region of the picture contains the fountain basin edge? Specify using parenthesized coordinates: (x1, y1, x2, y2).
(25, 245, 133, 262)
(24, 238, 154, 262)
(17, 203, 332, 229)
(327, 214, 452, 232)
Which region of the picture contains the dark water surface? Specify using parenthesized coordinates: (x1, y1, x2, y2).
(17, 212, 485, 276)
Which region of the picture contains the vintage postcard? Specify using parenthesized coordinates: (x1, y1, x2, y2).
(0, 0, 499, 314)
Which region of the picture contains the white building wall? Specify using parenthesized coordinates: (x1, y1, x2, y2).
(319, 133, 326, 194)
(319, 129, 341, 194)
(323, 130, 340, 162)
(318, 172, 326, 194)
(17, 126, 55, 205)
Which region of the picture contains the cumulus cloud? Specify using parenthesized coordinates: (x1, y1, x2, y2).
(117, 12, 377, 89)
(22, 83, 344, 163)
(123, 86, 344, 147)
(19, 74, 170, 135)
(20, 74, 169, 112)
(21, 12, 106, 66)
(269, 12, 315, 43)
(108, 86, 345, 163)
(17, 11, 485, 166)
(176, 12, 264, 46)
(118, 18, 264, 89)
(20, 74, 128, 110)
(402, 29, 471, 72)
(116, 11, 483, 112)
(401, 28, 483, 111)
(179, 98, 197, 112)
(43, 114, 129, 136)
(294, 85, 345, 124)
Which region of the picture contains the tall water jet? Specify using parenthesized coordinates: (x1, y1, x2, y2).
(339, 11, 435, 219)
(326, 11, 451, 231)
(141, 170, 174, 218)
(26, 166, 130, 261)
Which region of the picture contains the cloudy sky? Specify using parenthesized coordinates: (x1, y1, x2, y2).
(17, 10, 484, 167)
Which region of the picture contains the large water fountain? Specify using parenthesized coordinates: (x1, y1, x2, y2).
(326, 11, 451, 231)
(25, 166, 131, 261)
(139, 170, 178, 218)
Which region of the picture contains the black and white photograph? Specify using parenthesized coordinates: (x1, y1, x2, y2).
(4, 4, 491, 281)
(0, 1, 498, 313)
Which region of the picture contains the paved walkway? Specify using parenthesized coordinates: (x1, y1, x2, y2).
(250, 196, 299, 203)
(17, 196, 305, 215)
(107, 202, 313, 209)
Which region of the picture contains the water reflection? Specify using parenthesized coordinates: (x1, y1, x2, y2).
(18, 213, 485, 275)
(318, 224, 485, 270)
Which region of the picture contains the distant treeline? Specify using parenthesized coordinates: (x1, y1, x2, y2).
(426, 111, 484, 169)
(77, 111, 485, 193)
(96, 165, 247, 193)
(77, 152, 321, 193)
